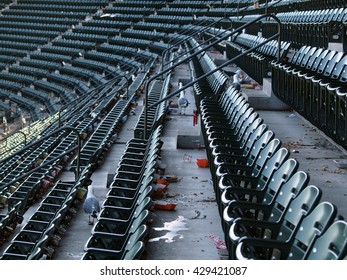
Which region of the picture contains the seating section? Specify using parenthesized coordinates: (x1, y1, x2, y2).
(271, 45, 347, 150)
(199, 84, 347, 259)
(1, 167, 91, 260)
(133, 72, 172, 139)
(0, 0, 347, 261)
(224, 33, 291, 85)
(82, 126, 164, 260)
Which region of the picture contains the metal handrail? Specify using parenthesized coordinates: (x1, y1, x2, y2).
(143, 13, 282, 138)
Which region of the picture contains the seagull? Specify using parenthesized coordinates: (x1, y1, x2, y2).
(83, 185, 100, 225)
(178, 90, 189, 114)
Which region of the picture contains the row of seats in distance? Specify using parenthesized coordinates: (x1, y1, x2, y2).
(134, 73, 171, 139)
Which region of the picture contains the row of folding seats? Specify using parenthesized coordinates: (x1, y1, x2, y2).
(271, 45, 347, 150)
(19, 0, 108, 5)
(104, 6, 153, 16)
(262, 8, 347, 48)
(62, 31, 109, 44)
(84, 50, 142, 72)
(147, 14, 195, 25)
(133, 74, 170, 139)
(12, 3, 100, 13)
(49, 38, 95, 51)
(0, 33, 48, 45)
(0, 26, 59, 39)
(225, 15, 261, 36)
(225, 33, 291, 85)
(112, 0, 165, 8)
(0, 79, 22, 92)
(71, 58, 119, 79)
(0, 89, 38, 118)
(121, 29, 167, 42)
(81, 125, 164, 260)
(47, 73, 90, 96)
(0, 202, 22, 248)
(184, 37, 227, 105)
(0, 113, 60, 160)
(199, 84, 347, 259)
(0, 54, 19, 66)
(0, 21, 70, 32)
(0, 40, 38, 52)
(96, 43, 158, 64)
(72, 25, 120, 37)
(2, 7, 86, 19)
(60, 65, 106, 85)
(0, 47, 28, 59)
(30, 51, 72, 65)
(188, 38, 228, 96)
(20, 58, 61, 72)
(205, 8, 239, 18)
(107, 36, 150, 52)
(158, 7, 208, 16)
(0, 166, 92, 260)
(185, 42, 217, 105)
(169, 0, 219, 8)
(135, 22, 181, 33)
(34, 80, 77, 105)
(3, 116, 96, 218)
(292, 0, 346, 11)
(0, 72, 35, 87)
(0, 14, 80, 26)
(21, 87, 59, 114)
(75, 99, 129, 169)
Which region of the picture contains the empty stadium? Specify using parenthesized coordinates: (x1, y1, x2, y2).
(0, 0, 346, 261)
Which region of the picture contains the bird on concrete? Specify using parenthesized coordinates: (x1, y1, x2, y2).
(178, 91, 189, 114)
(232, 69, 244, 91)
(177, 83, 189, 114)
(83, 185, 100, 225)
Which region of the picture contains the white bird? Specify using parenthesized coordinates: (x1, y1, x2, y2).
(83, 185, 100, 225)
(178, 91, 189, 114)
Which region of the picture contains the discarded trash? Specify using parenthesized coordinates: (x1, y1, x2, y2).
(156, 178, 170, 186)
(183, 154, 192, 162)
(152, 183, 168, 197)
(163, 175, 178, 183)
(149, 216, 189, 243)
(190, 210, 206, 220)
(208, 234, 228, 259)
(196, 158, 209, 168)
(333, 159, 347, 169)
(153, 201, 177, 211)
